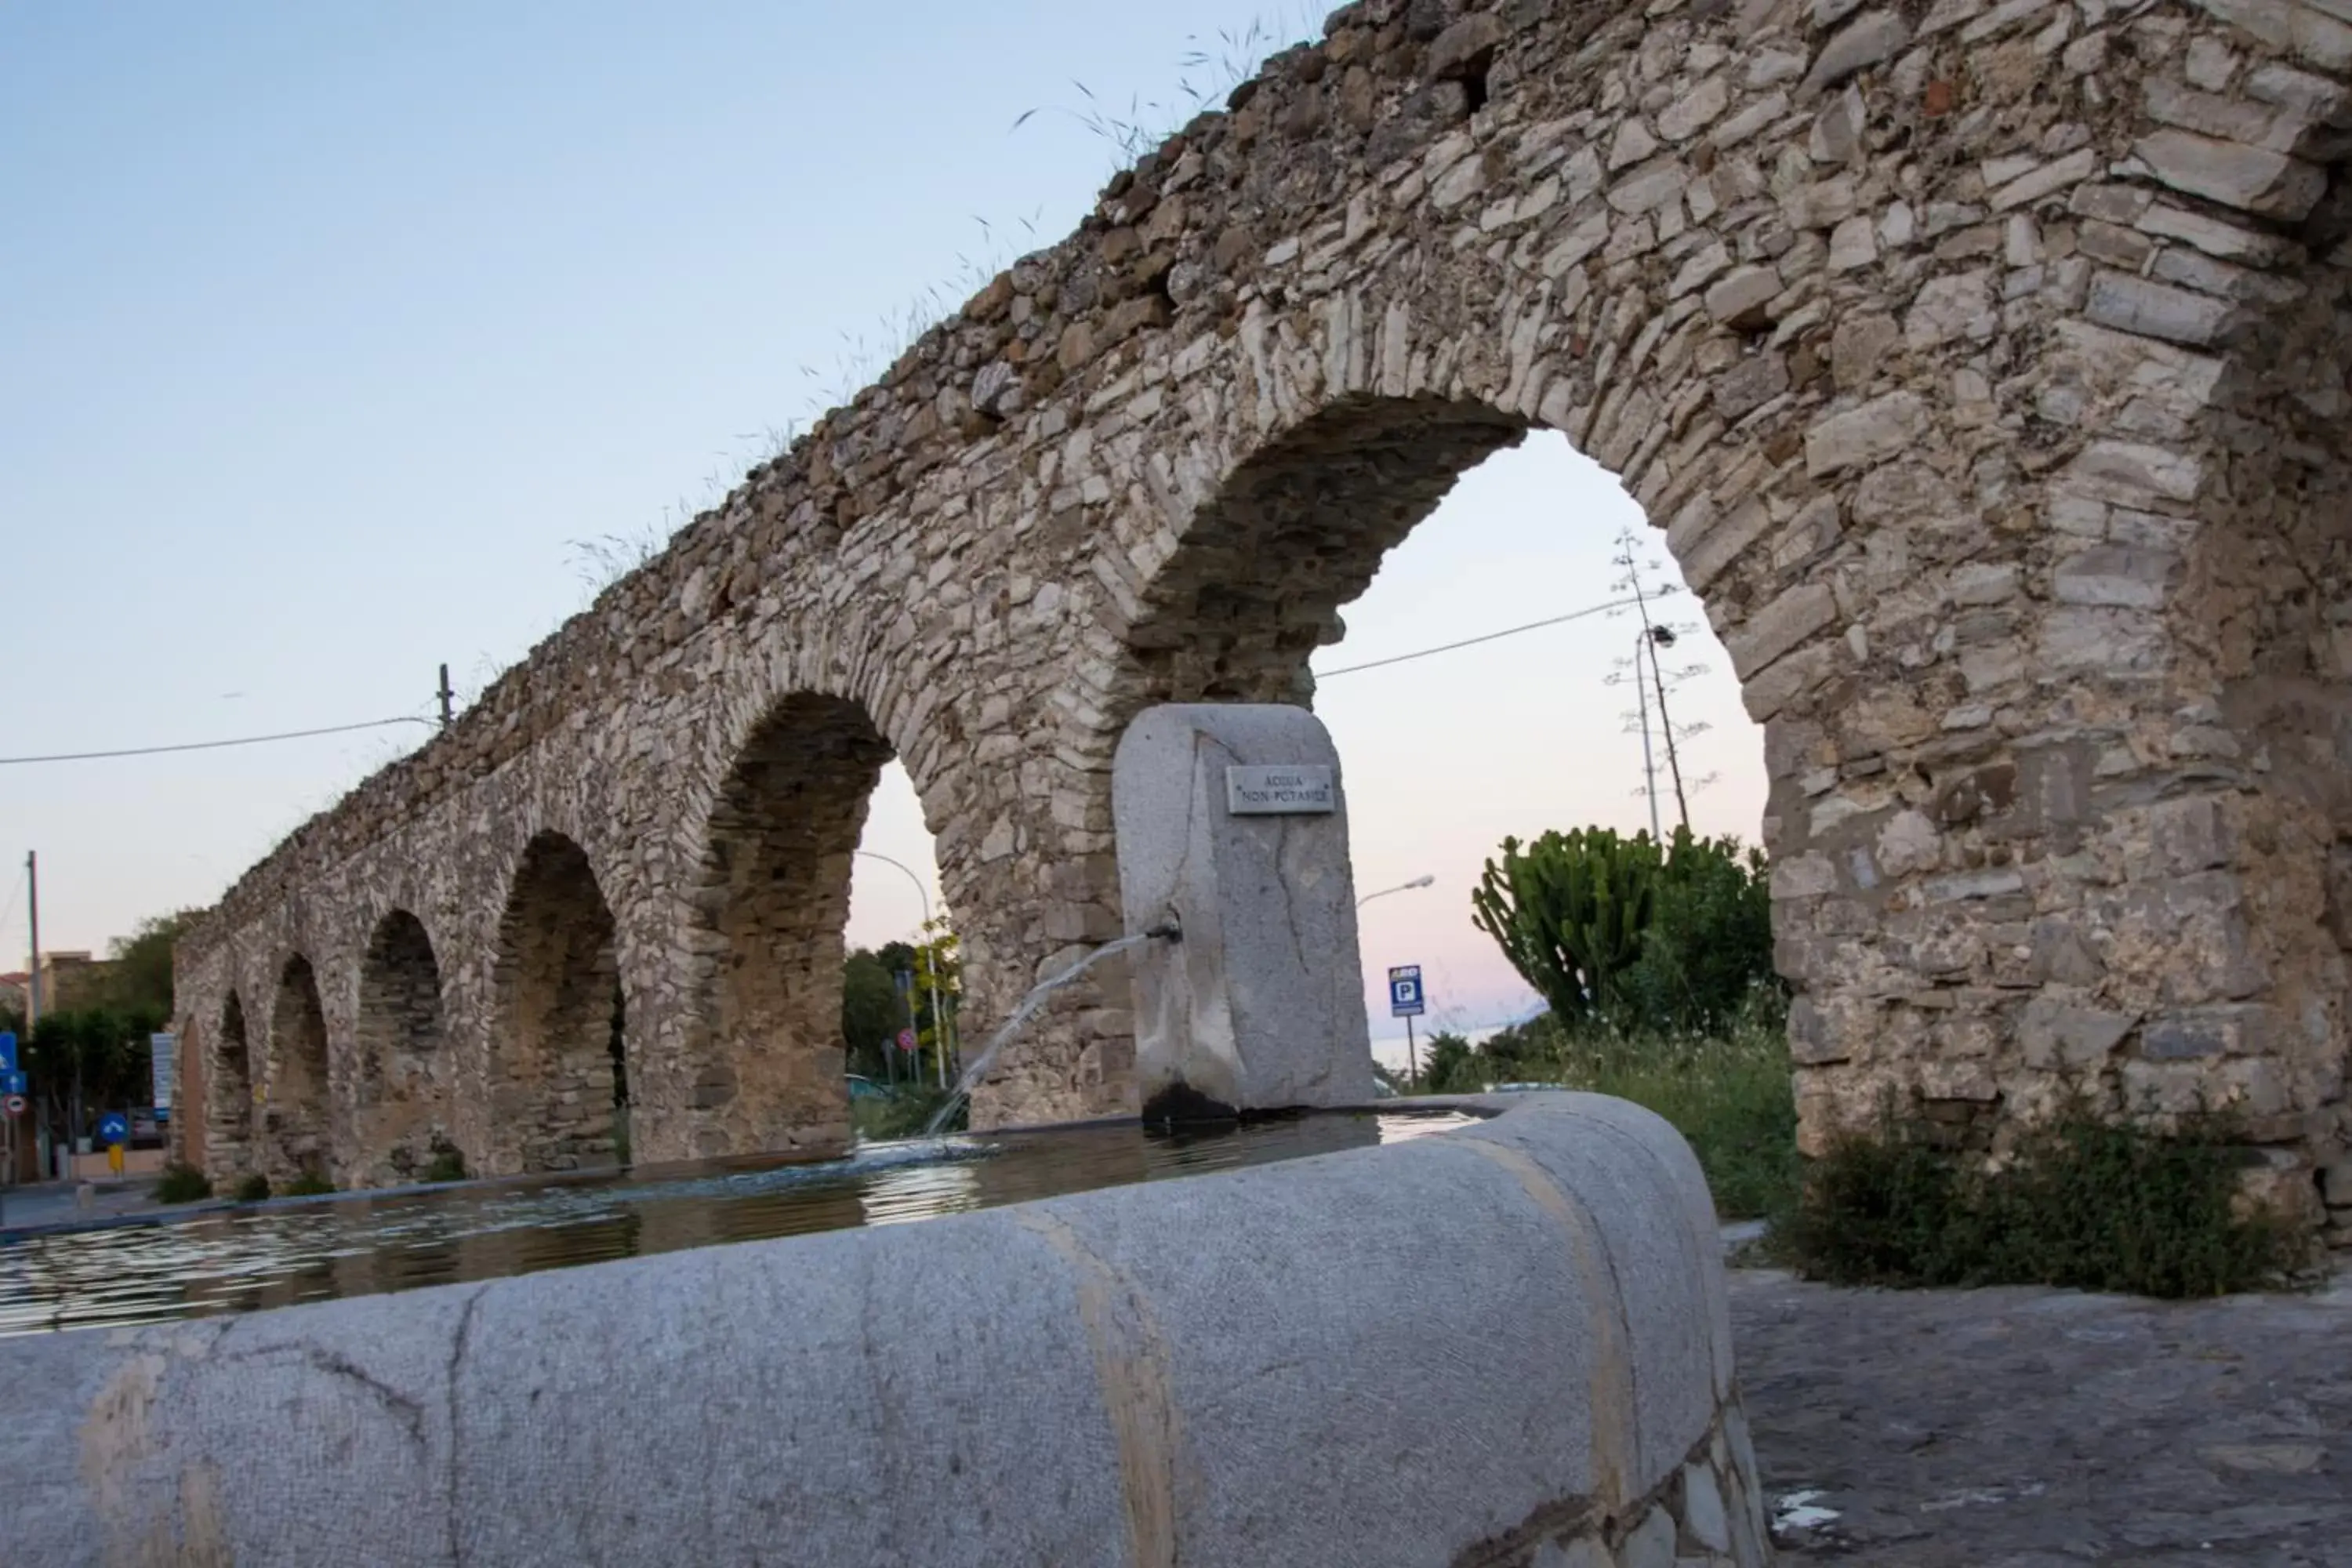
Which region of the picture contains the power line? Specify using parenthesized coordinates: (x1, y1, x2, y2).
(1316, 596, 1639, 679)
(0, 717, 436, 768)
(2, 597, 1639, 766)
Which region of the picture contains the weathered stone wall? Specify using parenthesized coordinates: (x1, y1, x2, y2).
(175, 0, 2352, 1240)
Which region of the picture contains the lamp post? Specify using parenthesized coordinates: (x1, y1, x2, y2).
(855, 851, 949, 1090)
(1356, 873, 1436, 910)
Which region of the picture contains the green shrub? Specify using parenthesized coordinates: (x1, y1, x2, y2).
(1574, 1023, 1800, 1221)
(231, 1173, 271, 1203)
(421, 1146, 466, 1184)
(152, 1163, 212, 1204)
(1412, 1012, 1800, 1220)
(1622, 833, 1780, 1034)
(281, 1168, 336, 1198)
(1472, 826, 1780, 1036)
(1778, 1112, 2311, 1298)
(1418, 1031, 1479, 1094)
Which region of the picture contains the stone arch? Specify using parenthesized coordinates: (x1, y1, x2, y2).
(684, 691, 898, 1159)
(488, 831, 625, 1175)
(1111, 396, 1532, 710)
(354, 909, 459, 1184)
(264, 954, 332, 1180)
(210, 989, 255, 1177)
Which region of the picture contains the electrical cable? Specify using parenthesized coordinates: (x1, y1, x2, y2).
(2, 595, 1639, 764)
(1316, 595, 1640, 678)
(0, 717, 436, 768)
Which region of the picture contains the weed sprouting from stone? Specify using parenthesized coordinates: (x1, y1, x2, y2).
(281, 1168, 336, 1198)
(151, 1163, 213, 1204)
(232, 1173, 271, 1203)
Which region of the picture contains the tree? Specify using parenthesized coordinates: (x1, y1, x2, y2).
(1419, 1032, 1481, 1094)
(841, 949, 900, 1079)
(909, 920, 960, 1061)
(1624, 831, 1780, 1033)
(96, 909, 201, 1017)
(24, 1007, 160, 1141)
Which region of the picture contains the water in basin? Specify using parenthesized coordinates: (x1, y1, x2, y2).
(0, 1109, 1474, 1338)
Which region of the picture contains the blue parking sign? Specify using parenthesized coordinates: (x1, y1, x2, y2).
(1387, 965, 1425, 1018)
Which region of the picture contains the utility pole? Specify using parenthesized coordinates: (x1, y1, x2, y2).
(24, 852, 39, 1038)
(437, 665, 456, 728)
(1625, 579, 1691, 835)
(26, 851, 45, 1181)
(1631, 633, 1662, 841)
(1611, 529, 1710, 837)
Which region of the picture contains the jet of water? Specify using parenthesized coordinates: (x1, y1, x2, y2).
(923, 925, 1178, 1137)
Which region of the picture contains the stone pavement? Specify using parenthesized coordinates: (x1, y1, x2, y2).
(0, 1178, 203, 1235)
(1732, 1265, 2352, 1566)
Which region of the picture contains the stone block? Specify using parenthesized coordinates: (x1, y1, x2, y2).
(1704, 266, 1783, 328)
(2132, 128, 2328, 220)
(1801, 11, 1911, 96)
(2019, 998, 2137, 1069)
(2053, 544, 2180, 608)
(2084, 270, 2236, 347)
(1112, 704, 1375, 1119)
(1804, 391, 1926, 476)
(2142, 1004, 2272, 1061)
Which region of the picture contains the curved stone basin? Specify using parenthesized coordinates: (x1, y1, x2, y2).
(3, 1093, 1765, 1566)
(0, 1109, 1470, 1338)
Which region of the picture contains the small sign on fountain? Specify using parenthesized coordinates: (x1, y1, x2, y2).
(1224, 764, 1334, 815)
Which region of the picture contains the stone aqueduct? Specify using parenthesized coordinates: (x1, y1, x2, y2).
(176, 0, 2352, 1236)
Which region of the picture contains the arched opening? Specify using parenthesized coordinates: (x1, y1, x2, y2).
(1123, 397, 1528, 706)
(211, 990, 254, 1175)
(1098, 395, 1771, 1118)
(355, 909, 457, 1184)
(691, 691, 896, 1156)
(265, 954, 332, 1179)
(490, 832, 624, 1174)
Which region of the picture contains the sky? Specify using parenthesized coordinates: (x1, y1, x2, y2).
(0, 2, 1765, 1056)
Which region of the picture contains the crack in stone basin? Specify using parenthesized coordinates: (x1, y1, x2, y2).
(0, 1109, 1475, 1338)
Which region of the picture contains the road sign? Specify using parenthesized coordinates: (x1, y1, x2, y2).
(97, 1112, 130, 1146)
(3, 1094, 23, 1119)
(0, 1030, 16, 1073)
(0, 1069, 24, 1097)
(896, 1029, 917, 1053)
(151, 1032, 177, 1111)
(1388, 965, 1425, 1018)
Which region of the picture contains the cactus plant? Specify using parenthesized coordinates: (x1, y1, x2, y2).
(1471, 828, 1662, 1027)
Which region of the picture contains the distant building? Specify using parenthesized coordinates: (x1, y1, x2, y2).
(0, 953, 111, 1018)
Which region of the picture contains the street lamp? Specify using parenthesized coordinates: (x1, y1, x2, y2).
(1357, 874, 1436, 910)
(855, 851, 951, 1090)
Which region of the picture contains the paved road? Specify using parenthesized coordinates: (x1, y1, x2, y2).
(1733, 1265, 2352, 1566)
(0, 1178, 202, 1234)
